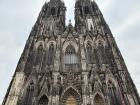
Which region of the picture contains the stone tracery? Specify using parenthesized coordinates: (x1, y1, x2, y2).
(2, 0, 140, 105)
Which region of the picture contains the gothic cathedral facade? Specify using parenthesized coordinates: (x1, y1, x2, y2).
(2, 0, 140, 105)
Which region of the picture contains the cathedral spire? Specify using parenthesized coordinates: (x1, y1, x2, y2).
(2, 1, 140, 105)
(34, 0, 66, 36)
(75, 0, 106, 34)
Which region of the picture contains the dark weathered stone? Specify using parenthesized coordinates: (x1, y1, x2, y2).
(2, 0, 140, 105)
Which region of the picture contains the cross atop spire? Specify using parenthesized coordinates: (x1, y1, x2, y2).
(69, 20, 72, 24)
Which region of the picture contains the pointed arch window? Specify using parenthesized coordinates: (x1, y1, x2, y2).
(86, 43, 93, 64)
(47, 44, 55, 65)
(64, 45, 77, 64)
(84, 6, 91, 14)
(24, 46, 35, 74)
(94, 94, 104, 105)
(35, 44, 43, 65)
(78, 6, 83, 16)
(39, 95, 48, 105)
(97, 42, 106, 64)
(57, 7, 61, 16)
(108, 81, 121, 105)
(92, 3, 96, 12)
(24, 82, 34, 105)
(51, 7, 56, 15)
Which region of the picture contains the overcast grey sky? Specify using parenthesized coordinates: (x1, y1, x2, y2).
(0, 0, 140, 104)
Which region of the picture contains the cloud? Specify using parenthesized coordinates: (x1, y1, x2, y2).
(96, 0, 115, 12)
(114, 11, 140, 35)
(64, 0, 75, 24)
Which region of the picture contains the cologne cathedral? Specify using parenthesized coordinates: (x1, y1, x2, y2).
(2, 0, 140, 105)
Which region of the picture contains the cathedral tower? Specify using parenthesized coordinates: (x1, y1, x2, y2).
(2, 0, 140, 105)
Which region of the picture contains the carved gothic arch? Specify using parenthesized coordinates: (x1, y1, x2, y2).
(38, 95, 49, 105)
(107, 79, 122, 105)
(63, 25, 74, 36)
(106, 73, 118, 88)
(39, 80, 50, 98)
(46, 40, 56, 50)
(25, 76, 37, 89)
(23, 80, 34, 94)
(96, 40, 105, 48)
(84, 40, 93, 49)
(38, 93, 49, 101)
(63, 31, 78, 45)
(93, 92, 105, 105)
(95, 34, 106, 48)
(35, 41, 45, 50)
(60, 87, 82, 105)
(84, 34, 93, 44)
(93, 78, 103, 94)
(93, 92, 105, 101)
(105, 71, 123, 105)
(21, 79, 35, 105)
(62, 86, 81, 96)
(63, 41, 79, 53)
(46, 41, 56, 53)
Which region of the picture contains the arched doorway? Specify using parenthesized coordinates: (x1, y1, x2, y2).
(94, 94, 104, 105)
(66, 95, 77, 105)
(64, 45, 78, 72)
(60, 88, 81, 105)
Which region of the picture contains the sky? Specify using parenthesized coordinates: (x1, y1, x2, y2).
(0, 0, 140, 104)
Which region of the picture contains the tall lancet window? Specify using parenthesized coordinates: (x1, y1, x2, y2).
(24, 82, 34, 105)
(35, 44, 43, 65)
(97, 42, 106, 64)
(64, 45, 77, 64)
(50, 7, 56, 15)
(108, 81, 121, 105)
(84, 6, 91, 14)
(39, 95, 48, 105)
(47, 44, 55, 65)
(87, 19, 94, 31)
(86, 43, 93, 64)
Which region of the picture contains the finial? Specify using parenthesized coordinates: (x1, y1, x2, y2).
(69, 19, 72, 24)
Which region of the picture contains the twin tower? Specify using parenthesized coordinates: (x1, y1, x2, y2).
(2, 0, 140, 105)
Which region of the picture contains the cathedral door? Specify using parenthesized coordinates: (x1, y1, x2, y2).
(66, 96, 77, 105)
